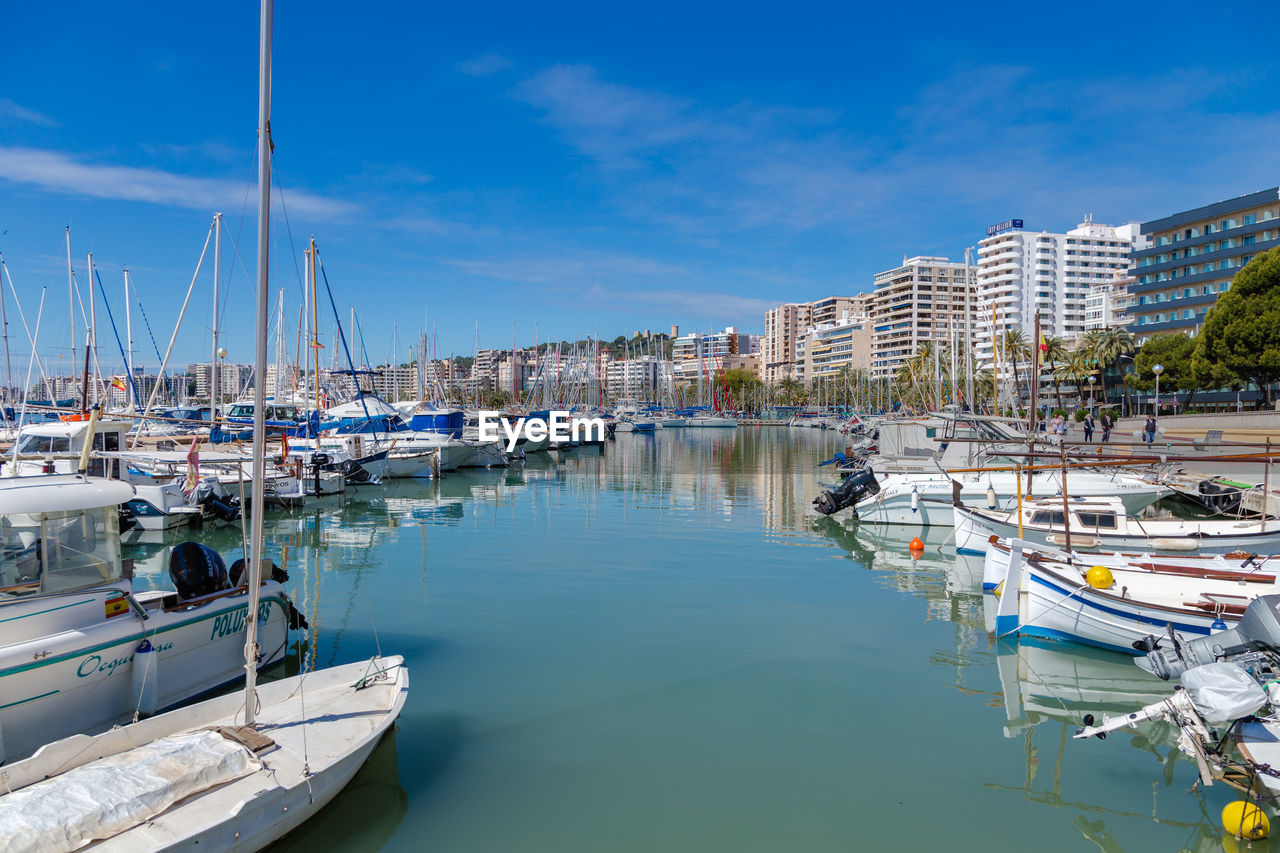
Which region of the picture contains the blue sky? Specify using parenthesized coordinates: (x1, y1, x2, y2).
(1, 1, 1279, 374)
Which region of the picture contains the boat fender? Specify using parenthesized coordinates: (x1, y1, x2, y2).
(911, 487, 919, 513)
(986, 484, 997, 509)
(1085, 566, 1113, 589)
(131, 639, 158, 718)
(1223, 801, 1269, 840)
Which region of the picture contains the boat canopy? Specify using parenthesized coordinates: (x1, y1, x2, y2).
(0, 475, 135, 516)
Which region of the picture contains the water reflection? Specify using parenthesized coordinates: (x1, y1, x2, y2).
(116, 429, 1242, 852)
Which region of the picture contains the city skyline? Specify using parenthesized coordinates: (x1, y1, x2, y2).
(1, 2, 1279, 371)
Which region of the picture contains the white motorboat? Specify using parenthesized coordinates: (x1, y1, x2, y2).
(955, 495, 1280, 556)
(2, 418, 210, 530)
(0, 473, 297, 764)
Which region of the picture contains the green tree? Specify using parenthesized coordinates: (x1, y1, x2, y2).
(1000, 330, 1031, 406)
(480, 389, 512, 409)
(719, 368, 763, 407)
(776, 377, 805, 406)
(1131, 332, 1199, 411)
(1042, 334, 1069, 412)
(1054, 348, 1092, 408)
(1083, 326, 1134, 410)
(1195, 248, 1280, 406)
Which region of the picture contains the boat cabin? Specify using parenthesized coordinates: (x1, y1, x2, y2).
(0, 474, 134, 598)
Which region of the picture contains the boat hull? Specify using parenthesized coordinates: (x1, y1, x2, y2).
(0, 584, 292, 764)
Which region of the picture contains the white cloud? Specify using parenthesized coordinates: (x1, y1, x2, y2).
(0, 99, 58, 127)
(513, 63, 1280, 239)
(0, 146, 356, 220)
(458, 53, 513, 76)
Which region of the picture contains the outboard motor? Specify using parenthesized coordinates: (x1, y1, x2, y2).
(1136, 593, 1280, 680)
(812, 468, 880, 516)
(169, 542, 232, 601)
(229, 557, 289, 586)
(191, 477, 241, 522)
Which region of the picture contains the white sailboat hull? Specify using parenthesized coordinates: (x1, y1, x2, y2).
(0, 656, 408, 851)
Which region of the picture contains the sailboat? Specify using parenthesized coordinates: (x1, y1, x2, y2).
(0, 3, 408, 848)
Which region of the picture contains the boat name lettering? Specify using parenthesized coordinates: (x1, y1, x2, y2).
(210, 602, 275, 640)
(75, 642, 173, 679)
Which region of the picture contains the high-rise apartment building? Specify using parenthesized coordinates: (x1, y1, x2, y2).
(672, 327, 756, 383)
(763, 302, 812, 384)
(1084, 276, 1134, 331)
(762, 295, 869, 384)
(976, 219, 1140, 373)
(1129, 187, 1280, 344)
(869, 256, 977, 380)
(802, 310, 873, 384)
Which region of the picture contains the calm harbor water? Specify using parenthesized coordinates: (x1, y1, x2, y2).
(129, 428, 1237, 852)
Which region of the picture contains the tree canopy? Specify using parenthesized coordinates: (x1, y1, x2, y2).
(1195, 248, 1280, 404)
(1131, 332, 1198, 407)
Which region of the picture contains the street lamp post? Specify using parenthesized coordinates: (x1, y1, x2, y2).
(1153, 363, 1164, 422)
(1088, 374, 1096, 412)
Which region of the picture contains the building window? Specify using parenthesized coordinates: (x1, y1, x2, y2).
(1244, 213, 1257, 226)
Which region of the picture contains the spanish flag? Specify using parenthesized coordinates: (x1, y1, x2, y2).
(1038, 330, 1048, 353)
(111, 376, 126, 391)
(105, 595, 129, 619)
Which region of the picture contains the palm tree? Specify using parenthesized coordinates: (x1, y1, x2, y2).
(1001, 329, 1031, 410)
(777, 376, 803, 406)
(1042, 334, 1069, 412)
(1085, 327, 1135, 409)
(1055, 348, 1092, 408)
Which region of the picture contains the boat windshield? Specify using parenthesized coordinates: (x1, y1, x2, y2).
(15, 435, 71, 454)
(0, 507, 123, 597)
(227, 404, 255, 418)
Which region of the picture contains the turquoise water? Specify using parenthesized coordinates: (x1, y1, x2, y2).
(128, 429, 1244, 852)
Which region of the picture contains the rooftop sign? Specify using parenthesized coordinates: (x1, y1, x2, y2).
(986, 218, 1024, 236)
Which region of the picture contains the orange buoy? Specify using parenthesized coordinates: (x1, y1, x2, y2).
(909, 536, 924, 551)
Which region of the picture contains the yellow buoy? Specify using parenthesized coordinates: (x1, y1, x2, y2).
(1085, 566, 1114, 590)
(1222, 801, 1270, 840)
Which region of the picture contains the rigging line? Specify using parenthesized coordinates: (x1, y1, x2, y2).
(130, 279, 178, 405)
(317, 256, 381, 437)
(268, 157, 310, 300)
(217, 137, 261, 340)
(93, 268, 142, 408)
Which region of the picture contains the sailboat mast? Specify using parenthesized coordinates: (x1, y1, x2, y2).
(212, 212, 222, 417)
(0, 253, 10, 409)
(309, 238, 320, 412)
(86, 252, 99, 406)
(245, 0, 273, 729)
(65, 227, 76, 396)
(124, 270, 134, 410)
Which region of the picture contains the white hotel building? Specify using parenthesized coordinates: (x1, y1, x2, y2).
(975, 218, 1142, 374)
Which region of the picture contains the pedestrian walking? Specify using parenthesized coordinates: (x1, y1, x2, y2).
(1100, 411, 1112, 442)
(1144, 414, 1157, 445)
(1083, 413, 1094, 443)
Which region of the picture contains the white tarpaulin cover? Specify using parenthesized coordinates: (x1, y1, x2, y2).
(0, 729, 259, 853)
(1181, 662, 1267, 725)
